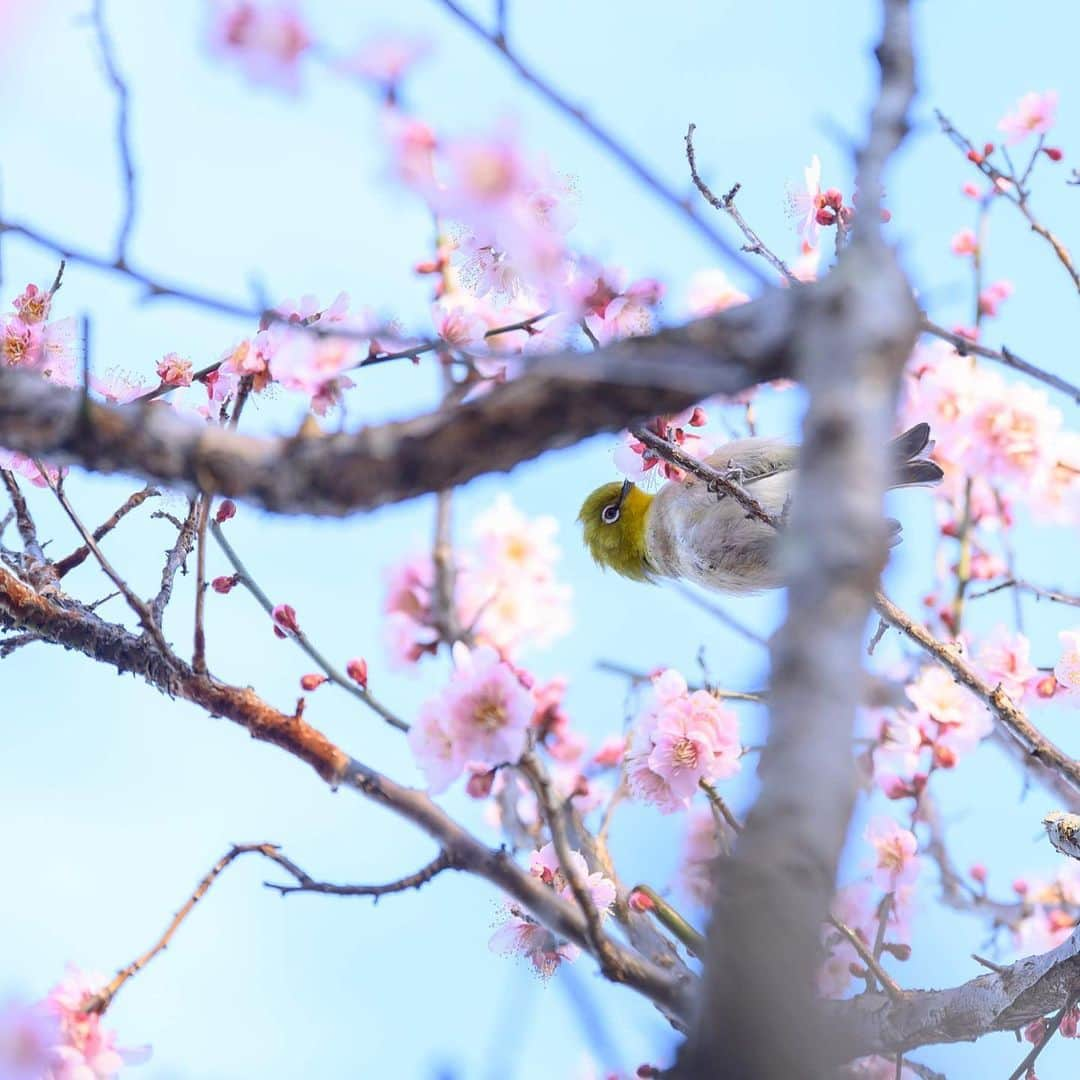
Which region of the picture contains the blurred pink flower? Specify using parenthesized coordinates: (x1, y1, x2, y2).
(685, 269, 750, 317)
(339, 33, 430, 87)
(0, 999, 57, 1080)
(865, 817, 919, 891)
(976, 625, 1037, 703)
(208, 1, 311, 93)
(998, 90, 1058, 144)
(1054, 629, 1080, 698)
(786, 154, 823, 247)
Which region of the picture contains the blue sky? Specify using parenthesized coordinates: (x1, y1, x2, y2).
(0, 1, 1077, 1077)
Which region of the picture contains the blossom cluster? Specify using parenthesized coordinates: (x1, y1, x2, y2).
(489, 842, 616, 977)
(383, 494, 572, 666)
(0, 966, 149, 1079)
(624, 669, 741, 814)
(900, 342, 1077, 524)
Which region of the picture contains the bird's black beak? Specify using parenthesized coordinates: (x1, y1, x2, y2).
(616, 479, 633, 509)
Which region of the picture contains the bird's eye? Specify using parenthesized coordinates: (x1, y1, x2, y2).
(601, 504, 620, 524)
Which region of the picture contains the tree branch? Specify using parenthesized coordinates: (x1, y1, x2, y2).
(0, 295, 798, 514)
(675, 2, 919, 1074)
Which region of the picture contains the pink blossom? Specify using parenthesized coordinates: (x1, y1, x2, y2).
(966, 383, 1061, 484)
(1054, 630, 1080, 698)
(41, 966, 150, 1079)
(531, 842, 616, 911)
(591, 735, 626, 769)
(382, 111, 438, 191)
(786, 155, 823, 247)
(208, 1, 311, 93)
(407, 701, 464, 794)
(489, 843, 615, 977)
(408, 644, 533, 791)
(1030, 430, 1080, 524)
(625, 669, 740, 813)
(432, 297, 488, 348)
(685, 269, 749, 317)
(10, 282, 51, 324)
(677, 807, 722, 907)
(978, 280, 1013, 318)
(269, 331, 360, 399)
(976, 625, 1037, 703)
(90, 369, 150, 404)
(155, 353, 193, 387)
(0, 999, 58, 1079)
(382, 555, 439, 667)
(865, 817, 919, 891)
(871, 712, 924, 783)
(998, 90, 1059, 144)
(339, 34, 430, 87)
(613, 408, 713, 482)
(950, 229, 978, 257)
(904, 664, 991, 763)
(0, 451, 64, 489)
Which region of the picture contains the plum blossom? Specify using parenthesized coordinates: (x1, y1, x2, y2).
(489, 842, 615, 977)
(613, 407, 712, 483)
(975, 625, 1037, 703)
(40, 966, 149, 1079)
(625, 668, 741, 814)
(1054, 630, 1080, 698)
(338, 33, 430, 89)
(998, 90, 1058, 144)
(155, 353, 193, 388)
(677, 807, 722, 908)
(950, 228, 978, 257)
(685, 269, 749, 317)
(269, 330, 360, 403)
(786, 154, 823, 247)
(865, 817, 919, 891)
(382, 555, 440, 667)
(966, 382, 1061, 485)
(408, 644, 533, 791)
(904, 664, 991, 765)
(978, 280, 1013, 318)
(208, 1, 311, 93)
(0, 1000, 57, 1079)
(431, 296, 488, 348)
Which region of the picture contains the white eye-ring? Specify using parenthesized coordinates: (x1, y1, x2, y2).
(601, 504, 620, 524)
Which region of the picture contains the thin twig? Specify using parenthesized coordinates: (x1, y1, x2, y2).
(520, 752, 623, 977)
(151, 499, 199, 624)
(672, 583, 770, 649)
(209, 520, 407, 731)
(37, 467, 176, 660)
(968, 578, 1080, 608)
(90, 0, 137, 263)
(684, 123, 797, 284)
(827, 915, 905, 1001)
(431, 0, 762, 280)
(54, 486, 158, 578)
(84, 843, 282, 1015)
(191, 497, 211, 673)
(1006, 992, 1077, 1080)
(263, 848, 454, 898)
(1, 470, 45, 564)
(921, 320, 1079, 403)
(699, 779, 743, 834)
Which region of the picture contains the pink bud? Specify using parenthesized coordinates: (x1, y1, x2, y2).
(465, 768, 496, 799)
(592, 736, 626, 768)
(1013, 878, 1029, 896)
(688, 406, 708, 427)
(814, 207, 837, 226)
(272, 603, 300, 636)
(1043, 146, 1063, 162)
(969, 863, 987, 884)
(215, 499, 237, 524)
(346, 657, 369, 689)
(1024, 1018, 1048, 1045)
(1034, 675, 1059, 699)
(823, 188, 843, 209)
(983, 142, 995, 156)
(933, 742, 957, 770)
(300, 673, 327, 691)
(961, 181, 980, 198)
(883, 942, 912, 961)
(211, 574, 238, 594)
(628, 889, 655, 913)
(966, 149, 983, 164)
(1060, 1007, 1079, 1039)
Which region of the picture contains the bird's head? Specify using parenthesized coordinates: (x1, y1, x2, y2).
(577, 479, 654, 582)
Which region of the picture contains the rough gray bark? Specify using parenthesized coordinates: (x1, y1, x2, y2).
(0, 290, 796, 515)
(673, 2, 920, 1075)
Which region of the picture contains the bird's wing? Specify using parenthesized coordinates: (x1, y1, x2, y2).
(701, 438, 799, 485)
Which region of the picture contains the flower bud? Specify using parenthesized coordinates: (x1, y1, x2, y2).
(211, 574, 238, 594)
(300, 673, 327, 691)
(628, 889, 655, 913)
(215, 499, 237, 524)
(272, 603, 300, 636)
(969, 863, 987, 884)
(1043, 146, 1064, 162)
(346, 657, 369, 689)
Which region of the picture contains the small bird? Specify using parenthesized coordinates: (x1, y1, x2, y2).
(578, 423, 944, 594)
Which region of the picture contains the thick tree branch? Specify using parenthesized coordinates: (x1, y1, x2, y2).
(0, 295, 797, 513)
(821, 926, 1080, 1061)
(676, 3, 919, 1075)
(0, 563, 694, 1023)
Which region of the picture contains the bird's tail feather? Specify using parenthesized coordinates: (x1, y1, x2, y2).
(888, 422, 945, 489)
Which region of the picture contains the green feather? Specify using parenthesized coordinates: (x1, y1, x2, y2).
(577, 482, 655, 582)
